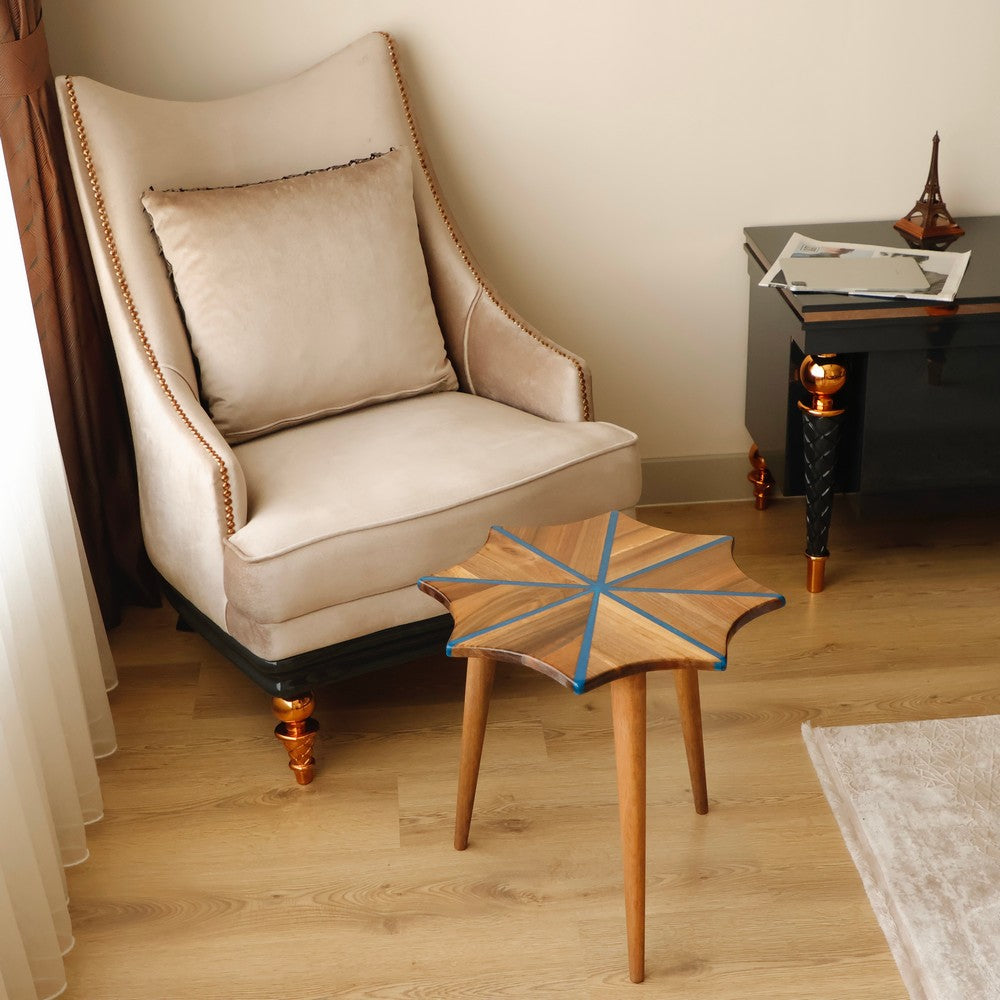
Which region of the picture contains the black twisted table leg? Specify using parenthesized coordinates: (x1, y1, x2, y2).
(798, 354, 847, 592)
(802, 411, 842, 583)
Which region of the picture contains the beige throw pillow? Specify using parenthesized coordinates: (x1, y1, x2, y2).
(142, 148, 457, 443)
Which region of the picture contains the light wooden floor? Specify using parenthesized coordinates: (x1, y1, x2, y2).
(63, 495, 1000, 999)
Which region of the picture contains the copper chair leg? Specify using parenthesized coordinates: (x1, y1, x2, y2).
(273, 693, 319, 785)
(747, 444, 774, 510)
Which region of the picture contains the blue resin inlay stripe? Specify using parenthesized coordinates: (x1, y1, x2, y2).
(573, 592, 602, 693)
(607, 591, 725, 667)
(446, 588, 590, 655)
(420, 576, 588, 590)
(609, 535, 731, 587)
(598, 510, 620, 579)
(613, 586, 779, 598)
(492, 525, 595, 585)
(572, 511, 619, 691)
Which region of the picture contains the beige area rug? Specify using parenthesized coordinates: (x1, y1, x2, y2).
(803, 715, 1000, 1000)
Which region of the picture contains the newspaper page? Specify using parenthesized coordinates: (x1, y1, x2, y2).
(758, 232, 971, 303)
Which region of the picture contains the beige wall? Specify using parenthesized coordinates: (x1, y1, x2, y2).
(45, 0, 1000, 495)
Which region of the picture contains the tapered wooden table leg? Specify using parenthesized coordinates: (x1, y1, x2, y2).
(673, 666, 709, 815)
(611, 672, 646, 984)
(454, 656, 496, 851)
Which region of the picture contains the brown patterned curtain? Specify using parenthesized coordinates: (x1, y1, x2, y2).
(0, 1, 157, 626)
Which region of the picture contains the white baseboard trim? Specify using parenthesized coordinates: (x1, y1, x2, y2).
(638, 454, 751, 506)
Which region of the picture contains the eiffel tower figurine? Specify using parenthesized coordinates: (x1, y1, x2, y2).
(894, 132, 965, 250)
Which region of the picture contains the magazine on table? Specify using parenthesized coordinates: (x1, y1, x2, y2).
(759, 232, 971, 303)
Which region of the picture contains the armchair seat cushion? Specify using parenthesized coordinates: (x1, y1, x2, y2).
(223, 392, 640, 633)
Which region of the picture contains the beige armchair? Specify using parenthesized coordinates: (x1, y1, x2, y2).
(56, 32, 641, 783)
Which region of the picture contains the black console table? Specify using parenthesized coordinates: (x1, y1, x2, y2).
(744, 217, 1000, 592)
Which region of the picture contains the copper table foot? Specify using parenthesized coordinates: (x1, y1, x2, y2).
(805, 553, 828, 593)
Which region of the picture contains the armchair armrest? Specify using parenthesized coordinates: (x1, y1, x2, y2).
(131, 368, 247, 627)
(388, 31, 591, 424)
(456, 287, 593, 422)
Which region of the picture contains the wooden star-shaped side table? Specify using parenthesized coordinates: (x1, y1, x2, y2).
(419, 510, 783, 983)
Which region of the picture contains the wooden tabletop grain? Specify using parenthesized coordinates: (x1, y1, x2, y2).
(419, 510, 784, 693)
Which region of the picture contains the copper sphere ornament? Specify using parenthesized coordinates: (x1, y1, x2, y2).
(798, 355, 847, 416)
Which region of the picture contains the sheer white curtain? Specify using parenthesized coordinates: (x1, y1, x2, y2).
(1, 138, 118, 999)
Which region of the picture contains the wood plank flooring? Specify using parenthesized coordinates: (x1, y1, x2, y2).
(62, 495, 1000, 999)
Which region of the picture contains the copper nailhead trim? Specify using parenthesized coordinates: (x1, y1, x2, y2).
(64, 76, 237, 536)
(381, 32, 592, 422)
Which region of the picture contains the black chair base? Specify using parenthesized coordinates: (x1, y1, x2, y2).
(161, 578, 453, 699)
